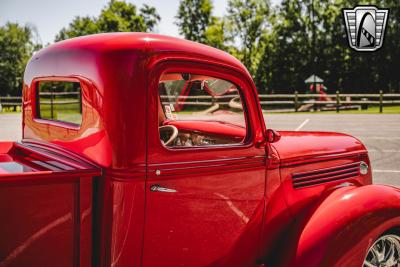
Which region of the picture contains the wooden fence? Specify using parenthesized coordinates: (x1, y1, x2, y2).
(162, 91, 400, 113)
(2, 91, 400, 113)
(0, 96, 23, 112)
(259, 91, 400, 113)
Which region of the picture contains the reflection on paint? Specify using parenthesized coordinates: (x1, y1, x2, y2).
(0, 213, 72, 267)
(0, 162, 36, 174)
(214, 192, 249, 224)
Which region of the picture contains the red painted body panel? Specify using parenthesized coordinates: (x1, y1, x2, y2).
(0, 33, 397, 266)
(282, 185, 400, 267)
(0, 141, 99, 267)
(272, 131, 367, 166)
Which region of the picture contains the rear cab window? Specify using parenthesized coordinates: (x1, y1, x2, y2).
(36, 81, 82, 126)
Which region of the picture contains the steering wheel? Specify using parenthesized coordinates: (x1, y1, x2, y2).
(228, 96, 243, 110)
(159, 125, 179, 146)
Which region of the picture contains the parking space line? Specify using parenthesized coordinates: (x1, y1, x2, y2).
(295, 118, 310, 131)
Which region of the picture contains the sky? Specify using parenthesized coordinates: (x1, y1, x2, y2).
(0, 0, 232, 44)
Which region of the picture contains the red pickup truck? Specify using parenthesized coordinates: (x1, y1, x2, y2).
(1, 33, 400, 267)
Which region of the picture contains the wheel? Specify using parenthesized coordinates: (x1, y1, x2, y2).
(364, 234, 400, 267)
(159, 125, 178, 146)
(228, 96, 243, 110)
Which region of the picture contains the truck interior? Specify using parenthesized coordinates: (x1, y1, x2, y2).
(158, 72, 247, 147)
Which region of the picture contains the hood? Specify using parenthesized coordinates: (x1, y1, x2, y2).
(271, 131, 368, 166)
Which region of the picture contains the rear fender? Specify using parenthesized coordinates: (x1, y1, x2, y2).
(283, 184, 400, 267)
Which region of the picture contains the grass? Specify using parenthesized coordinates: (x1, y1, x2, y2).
(0, 106, 22, 113)
(324, 106, 400, 114)
(39, 103, 82, 124)
(265, 105, 400, 114)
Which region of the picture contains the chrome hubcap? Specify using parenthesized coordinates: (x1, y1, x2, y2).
(364, 235, 400, 267)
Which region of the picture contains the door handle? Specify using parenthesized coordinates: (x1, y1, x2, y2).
(150, 184, 177, 193)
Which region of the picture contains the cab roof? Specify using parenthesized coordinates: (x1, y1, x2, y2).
(25, 33, 251, 96)
(33, 32, 247, 74)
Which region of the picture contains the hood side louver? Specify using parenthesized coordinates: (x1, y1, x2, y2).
(292, 162, 360, 189)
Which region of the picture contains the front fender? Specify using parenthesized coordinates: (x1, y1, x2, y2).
(285, 184, 400, 267)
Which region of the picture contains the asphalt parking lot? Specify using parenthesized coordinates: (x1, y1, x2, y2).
(265, 113, 400, 186)
(0, 113, 22, 141)
(1, 113, 399, 186)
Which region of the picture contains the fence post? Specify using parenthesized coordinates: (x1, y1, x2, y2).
(379, 90, 383, 113)
(79, 91, 82, 114)
(50, 91, 54, 119)
(336, 91, 340, 113)
(294, 91, 298, 112)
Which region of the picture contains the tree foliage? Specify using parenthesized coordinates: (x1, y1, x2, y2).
(204, 17, 232, 50)
(0, 23, 40, 96)
(56, 0, 160, 41)
(259, 0, 400, 93)
(175, 0, 400, 94)
(256, 0, 314, 93)
(226, 0, 270, 73)
(1, 0, 400, 96)
(175, 0, 213, 43)
(56, 17, 99, 41)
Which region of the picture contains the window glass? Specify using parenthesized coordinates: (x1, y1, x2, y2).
(37, 81, 82, 125)
(158, 73, 246, 148)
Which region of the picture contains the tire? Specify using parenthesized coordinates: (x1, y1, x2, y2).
(364, 234, 400, 267)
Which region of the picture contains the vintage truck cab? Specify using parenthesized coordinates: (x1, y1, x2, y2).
(1, 33, 400, 267)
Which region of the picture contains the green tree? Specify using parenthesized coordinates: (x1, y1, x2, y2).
(0, 23, 40, 96)
(204, 17, 232, 50)
(175, 0, 213, 43)
(257, 0, 313, 93)
(342, 0, 400, 93)
(255, 0, 400, 94)
(226, 0, 270, 74)
(56, 0, 160, 41)
(377, 0, 400, 93)
(140, 4, 161, 31)
(56, 16, 99, 41)
(97, 0, 159, 32)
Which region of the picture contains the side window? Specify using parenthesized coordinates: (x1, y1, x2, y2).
(158, 72, 247, 148)
(36, 81, 82, 125)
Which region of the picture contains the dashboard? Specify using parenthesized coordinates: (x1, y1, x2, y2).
(159, 121, 245, 148)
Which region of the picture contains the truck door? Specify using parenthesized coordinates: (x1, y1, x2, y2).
(143, 63, 267, 267)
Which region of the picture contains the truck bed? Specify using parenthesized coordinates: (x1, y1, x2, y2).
(0, 141, 100, 267)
